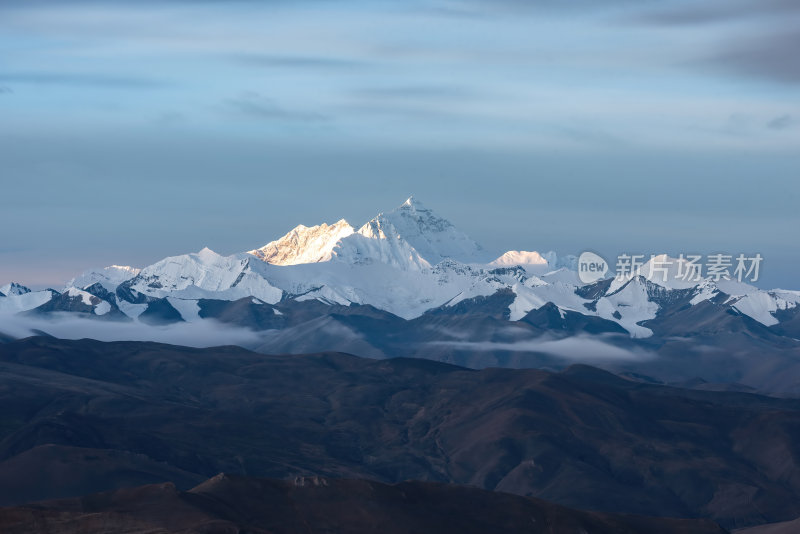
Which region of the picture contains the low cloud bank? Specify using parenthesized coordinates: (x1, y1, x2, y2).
(0, 314, 652, 363)
(0, 313, 264, 349)
(426, 335, 652, 362)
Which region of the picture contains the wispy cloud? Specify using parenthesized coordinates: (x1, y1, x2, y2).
(153, 111, 186, 126)
(353, 85, 478, 101)
(704, 30, 800, 84)
(224, 92, 329, 122)
(767, 114, 799, 130)
(234, 54, 368, 70)
(432, 0, 647, 17)
(632, 0, 800, 26)
(0, 71, 166, 88)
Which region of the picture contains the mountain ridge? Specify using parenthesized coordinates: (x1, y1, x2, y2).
(2, 197, 800, 394)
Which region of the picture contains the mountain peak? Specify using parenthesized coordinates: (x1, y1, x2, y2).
(491, 250, 549, 267)
(326, 197, 488, 269)
(248, 198, 485, 269)
(401, 195, 423, 209)
(332, 221, 432, 271)
(379, 197, 485, 264)
(249, 220, 355, 266)
(109, 265, 139, 272)
(607, 253, 709, 294)
(197, 247, 219, 259)
(65, 265, 141, 292)
(0, 282, 31, 297)
(393, 196, 433, 217)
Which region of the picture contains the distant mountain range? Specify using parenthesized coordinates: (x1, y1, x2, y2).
(2, 197, 800, 394)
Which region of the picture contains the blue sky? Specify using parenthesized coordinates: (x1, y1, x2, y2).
(1, 0, 798, 287)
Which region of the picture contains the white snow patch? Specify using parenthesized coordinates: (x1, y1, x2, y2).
(166, 298, 201, 322)
(0, 290, 55, 313)
(596, 279, 657, 338)
(66, 287, 96, 306)
(690, 280, 719, 305)
(117, 299, 147, 319)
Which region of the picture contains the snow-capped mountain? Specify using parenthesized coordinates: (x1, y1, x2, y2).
(66, 265, 141, 292)
(4, 196, 800, 393)
(4, 197, 798, 332)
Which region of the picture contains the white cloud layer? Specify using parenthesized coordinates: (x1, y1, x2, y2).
(0, 313, 264, 349)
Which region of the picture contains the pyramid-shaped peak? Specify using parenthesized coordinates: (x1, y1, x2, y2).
(384, 197, 452, 231)
(198, 246, 218, 257)
(400, 195, 424, 209)
(369, 197, 486, 264)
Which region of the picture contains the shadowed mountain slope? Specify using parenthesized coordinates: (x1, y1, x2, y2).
(0, 474, 728, 534)
(1, 337, 800, 529)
